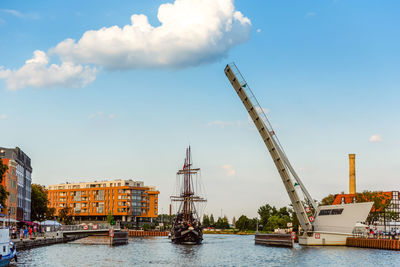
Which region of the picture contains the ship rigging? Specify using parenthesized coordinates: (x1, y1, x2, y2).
(170, 146, 207, 245)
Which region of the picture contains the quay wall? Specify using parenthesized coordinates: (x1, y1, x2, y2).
(255, 233, 294, 248)
(129, 230, 169, 237)
(346, 237, 400, 250)
(110, 231, 129, 246)
(15, 234, 87, 250)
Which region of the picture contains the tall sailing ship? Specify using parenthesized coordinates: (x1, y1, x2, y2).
(170, 146, 207, 245)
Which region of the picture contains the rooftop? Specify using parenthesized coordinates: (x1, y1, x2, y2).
(47, 179, 151, 190)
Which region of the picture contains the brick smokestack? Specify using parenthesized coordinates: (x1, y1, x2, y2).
(349, 154, 356, 194)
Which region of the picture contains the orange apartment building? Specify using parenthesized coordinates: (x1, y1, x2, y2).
(47, 179, 159, 224)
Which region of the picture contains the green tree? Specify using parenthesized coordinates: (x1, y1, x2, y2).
(356, 191, 392, 224)
(265, 214, 291, 231)
(209, 214, 215, 227)
(142, 223, 150, 231)
(215, 216, 230, 229)
(258, 204, 295, 231)
(31, 184, 49, 221)
(0, 159, 9, 209)
(258, 204, 276, 229)
(46, 207, 56, 219)
(235, 215, 249, 231)
(106, 212, 115, 225)
(248, 218, 258, 231)
(58, 207, 73, 225)
(223, 216, 230, 229)
(277, 207, 290, 217)
(202, 214, 210, 227)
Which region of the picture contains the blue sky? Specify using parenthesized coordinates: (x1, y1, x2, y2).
(0, 0, 399, 220)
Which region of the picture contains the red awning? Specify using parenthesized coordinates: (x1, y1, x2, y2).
(19, 220, 38, 226)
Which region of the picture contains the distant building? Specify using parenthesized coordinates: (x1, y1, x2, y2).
(0, 147, 32, 221)
(330, 153, 400, 228)
(332, 192, 400, 227)
(47, 179, 159, 224)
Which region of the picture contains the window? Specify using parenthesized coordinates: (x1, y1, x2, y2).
(318, 209, 343, 216)
(331, 209, 343, 215)
(341, 197, 345, 204)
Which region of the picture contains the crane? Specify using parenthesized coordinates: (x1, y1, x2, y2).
(224, 63, 317, 234)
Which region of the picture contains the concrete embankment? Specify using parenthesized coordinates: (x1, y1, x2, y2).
(255, 233, 294, 247)
(111, 231, 129, 245)
(13, 234, 87, 250)
(128, 230, 169, 237)
(346, 237, 400, 250)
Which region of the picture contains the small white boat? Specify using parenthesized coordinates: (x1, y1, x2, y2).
(0, 228, 17, 266)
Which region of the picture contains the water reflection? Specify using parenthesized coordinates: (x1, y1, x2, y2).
(172, 242, 203, 263)
(15, 234, 400, 267)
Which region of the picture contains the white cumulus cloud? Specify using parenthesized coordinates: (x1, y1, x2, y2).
(0, 0, 250, 90)
(221, 164, 236, 176)
(369, 134, 382, 143)
(51, 0, 251, 70)
(0, 50, 97, 90)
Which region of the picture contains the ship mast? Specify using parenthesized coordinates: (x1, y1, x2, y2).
(171, 146, 206, 222)
(183, 147, 193, 221)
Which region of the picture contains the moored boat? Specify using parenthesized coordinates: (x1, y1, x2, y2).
(0, 228, 17, 266)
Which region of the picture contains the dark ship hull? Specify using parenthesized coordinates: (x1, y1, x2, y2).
(170, 226, 203, 245)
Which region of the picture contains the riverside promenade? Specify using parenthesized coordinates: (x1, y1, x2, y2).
(12, 234, 87, 250)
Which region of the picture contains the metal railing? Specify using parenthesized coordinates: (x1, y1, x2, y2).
(62, 223, 113, 232)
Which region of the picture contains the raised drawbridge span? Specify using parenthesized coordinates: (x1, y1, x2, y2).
(224, 63, 373, 245)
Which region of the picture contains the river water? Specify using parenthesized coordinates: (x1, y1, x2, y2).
(14, 235, 399, 266)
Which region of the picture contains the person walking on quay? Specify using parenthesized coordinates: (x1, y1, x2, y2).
(29, 226, 32, 239)
(19, 228, 23, 240)
(24, 227, 28, 239)
(11, 226, 16, 239)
